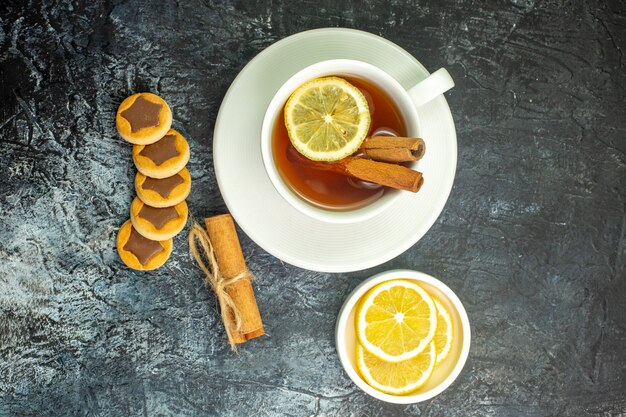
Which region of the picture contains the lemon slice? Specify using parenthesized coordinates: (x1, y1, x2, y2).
(356, 341, 436, 395)
(284, 77, 371, 161)
(432, 298, 453, 364)
(356, 280, 437, 362)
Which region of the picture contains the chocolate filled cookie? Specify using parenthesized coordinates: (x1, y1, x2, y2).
(132, 129, 190, 179)
(135, 167, 191, 208)
(116, 93, 173, 145)
(130, 197, 188, 241)
(116, 220, 173, 270)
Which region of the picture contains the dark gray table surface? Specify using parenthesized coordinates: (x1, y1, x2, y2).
(1, 0, 624, 416)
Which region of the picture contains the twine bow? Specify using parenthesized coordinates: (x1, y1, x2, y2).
(188, 222, 249, 351)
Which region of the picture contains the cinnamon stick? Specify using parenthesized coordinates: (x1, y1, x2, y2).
(287, 147, 424, 193)
(204, 214, 264, 344)
(341, 157, 424, 192)
(359, 136, 426, 163)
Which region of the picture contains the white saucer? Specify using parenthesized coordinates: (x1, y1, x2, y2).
(213, 28, 457, 272)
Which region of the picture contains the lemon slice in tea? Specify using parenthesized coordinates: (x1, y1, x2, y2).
(284, 77, 371, 161)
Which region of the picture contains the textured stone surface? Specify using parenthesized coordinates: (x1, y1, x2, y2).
(0, 0, 624, 416)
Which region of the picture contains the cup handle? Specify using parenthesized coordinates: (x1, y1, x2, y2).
(408, 68, 455, 107)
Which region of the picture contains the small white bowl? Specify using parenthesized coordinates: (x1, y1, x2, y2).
(335, 269, 471, 404)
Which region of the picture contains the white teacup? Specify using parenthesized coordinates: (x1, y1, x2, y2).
(261, 59, 454, 223)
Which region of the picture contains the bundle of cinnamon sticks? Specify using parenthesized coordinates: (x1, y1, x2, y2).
(289, 136, 426, 193)
(189, 215, 264, 350)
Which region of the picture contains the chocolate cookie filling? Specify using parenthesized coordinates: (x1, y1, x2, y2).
(121, 95, 163, 133)
(138, 205, 179, 229)
(123, 227, 164, 265)
(142, 174, 184, 198)
(138, 134, 179, 165)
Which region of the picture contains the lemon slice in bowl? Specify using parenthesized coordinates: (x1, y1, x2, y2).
(356, 279, 437, 362)
(432, 298, 454, 364)
(284, 77, 371, 161)
(356, 341, 436, 395)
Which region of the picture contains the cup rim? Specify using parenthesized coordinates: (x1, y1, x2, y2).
(260, 59, 420, 224)
(335, 269, 471, 404)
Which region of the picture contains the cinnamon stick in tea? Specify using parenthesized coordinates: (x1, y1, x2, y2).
(341, 157, 424, 192)
(204, 214, 264, 344)
(360, 136, 426, 163)
(287, 147, 424, 193)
